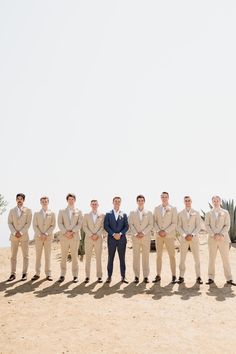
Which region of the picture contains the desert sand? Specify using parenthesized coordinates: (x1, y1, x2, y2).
(0, 234, 236, 354)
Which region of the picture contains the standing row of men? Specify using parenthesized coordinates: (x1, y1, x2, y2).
(6, 192, 235, 286)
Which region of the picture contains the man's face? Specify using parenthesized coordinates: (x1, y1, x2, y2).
(184, 197, 192, 209)
(67, 197, 75, 208)
(137, 198, 145, 210)
(40, 198, 49, 209)
(212, 197, 221, 208)
(113, 198, 121, 210)
(91, 201, 99, 212)
(161, 193, 169, 205)
(16, 196, 24, 208)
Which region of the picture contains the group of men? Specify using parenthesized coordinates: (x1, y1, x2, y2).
(6, 192, 235, 286)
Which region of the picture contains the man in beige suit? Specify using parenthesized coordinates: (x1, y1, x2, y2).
(205, 195, 235, 285)
(58, 193, 83, 283)
(82, 200, 105, 283)
(177, 196, 203, 284)
(129, 195, 153, 284)
(31, 196, 56, 281)
(153, 192, 177, 284)
(7, 193, 32, 281)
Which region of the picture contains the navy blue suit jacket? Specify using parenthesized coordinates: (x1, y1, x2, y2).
(104, 210, 129, 238)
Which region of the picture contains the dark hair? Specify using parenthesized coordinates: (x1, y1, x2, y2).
(91, 199, 98, 203)
(161, 192, 169, 197)
(40, 196, 49, 202)
(113, 196, 121, 202)
(184, 196, 191, 200)
(136, 195, 145, 202)
(16, 193, 25, 201)
(66, 193, 76, 201)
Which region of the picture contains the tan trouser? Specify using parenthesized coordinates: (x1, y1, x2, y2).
(156, 237, 176, 276)
(85, 237, 103, 278)
(179, 238, 201, 278)
(208, 237, 232, 281)
(132, 236, 150, 278)
(60, 236, 79, 277)
(35, 236, 52, 276)
(11, 238, 29, 275)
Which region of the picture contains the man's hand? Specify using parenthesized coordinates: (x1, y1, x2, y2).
(159, 230, 166, 237)
(91, 234, 99, 241)
(137, 232, 144, 239)
(65, 231, 74, 239)
(185, 234, 193, 241)
(15, 231, 22, 238)
(39, 234, 47, 241)
(113, 233, 121, 240)
(214, 233, 223, 241)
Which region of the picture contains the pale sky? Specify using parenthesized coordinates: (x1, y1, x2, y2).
(1, 1, 236, 246)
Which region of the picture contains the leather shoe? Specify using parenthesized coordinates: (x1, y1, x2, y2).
(21, 274, 27, 281)
(227, 280, 236, 286)
(97, 278, 103, 283)
(177, 277, 184, 284)
(31, 275, 40, 281)
(171, 275, 177, 284)
(121, 277, 129, 284)
(143, 277, 149, 283)
(206, 279, 214, 285)
(7, 274, 16, 282)
(84, 277, 89, 284)
(134, 277, 139, 284)
(73, 277, 78, 283)
(196, 277, 203, 284)
(57, 276, 65, 283)
(106, 277, 111, 283)
(152, 275, 161, 283)
(46, 276, 53, 281)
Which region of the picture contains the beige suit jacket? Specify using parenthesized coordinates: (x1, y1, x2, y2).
(33, 209, 56, 238)
(153, 205, 177, 238)
(128, 210, 153, 237)
(205, 208, 230, 243)
(177, 209, 201, 238)
(58, 207, 83, 240)
(82, 212, 105, 238)
(8, 206, 32, 241)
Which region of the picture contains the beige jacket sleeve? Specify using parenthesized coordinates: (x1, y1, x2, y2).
(19, 209, 32, 235)
(72, 211, 83, 232)
(165, 207, 177, 234)
(8, 210, 17, 235)
(58, 210, 67, 234)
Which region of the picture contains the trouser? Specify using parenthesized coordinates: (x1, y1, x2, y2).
(35, 236, 52, 276)
(85, 236, 103, 278)
(179, 238, 201, 278)
(208, 237, 232, 281)
(60, 236, 79, 277)
(11, 238, 29, 275)
(132, 236, 150, 278)
(107, 236, 127, 278)
(156, 237, 176, 276)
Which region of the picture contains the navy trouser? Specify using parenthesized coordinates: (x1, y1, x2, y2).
(107, 236, 127, 278)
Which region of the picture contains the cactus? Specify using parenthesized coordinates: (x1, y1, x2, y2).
(201, 200, 236, 243)
(0, 194, 7, 215)
(221, 199, 236, 243)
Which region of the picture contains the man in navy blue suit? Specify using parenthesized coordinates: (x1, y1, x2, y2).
(104, 196, 129, 284)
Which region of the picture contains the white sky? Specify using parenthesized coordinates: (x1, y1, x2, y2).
(1, 1, 236, 246)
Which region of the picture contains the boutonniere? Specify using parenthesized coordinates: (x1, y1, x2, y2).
(165, 206, 171, 213)
(219, 211, 225, 217)
(46, 211, 51, 217)
(190, 212, 196, 216)
(119, 211, 124, 219)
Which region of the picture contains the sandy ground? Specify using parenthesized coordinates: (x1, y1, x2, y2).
(0, 235, 236, 354)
